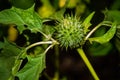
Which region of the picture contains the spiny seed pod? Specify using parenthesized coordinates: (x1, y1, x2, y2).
(55, 16, 85, 49)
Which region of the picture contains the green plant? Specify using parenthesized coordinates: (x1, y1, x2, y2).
(0, 0, 118, 80)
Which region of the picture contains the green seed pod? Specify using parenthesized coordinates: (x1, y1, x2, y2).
(55, 15, 85, 49)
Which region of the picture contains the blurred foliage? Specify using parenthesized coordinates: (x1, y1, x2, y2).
(9, 0, 35, 9)
(104, 10, 120, 23)
(110, 0, 120, 10)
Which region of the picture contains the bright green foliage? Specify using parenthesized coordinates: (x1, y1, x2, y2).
(0, 39, 21, 80)
(82, 12, 95, 34)
(89, 22, 117, 44)
(0, 5, 42, 33)
(16, 54, 45, 80)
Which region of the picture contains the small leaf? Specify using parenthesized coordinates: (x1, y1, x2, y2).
(82, 12, 95, 33)
(89, 22, 117, 44)
(16, 53, 45, 80)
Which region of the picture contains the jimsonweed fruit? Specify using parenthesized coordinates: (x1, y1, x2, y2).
(55, 15, 85, 49)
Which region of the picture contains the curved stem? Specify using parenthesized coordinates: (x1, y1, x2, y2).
(85, 23, 102, 40)
(85, 21, 114, 40)
(77, 48, 99, 80)
(26, 41, 53, 50)
(44, 44, 54, 54)
(53, 45, 59, 80)
(35, 29, 55, 41)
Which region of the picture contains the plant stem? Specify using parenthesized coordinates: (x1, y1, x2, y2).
(26, 41, 53, 50)
(85, 21, 113, 41)
(53, 45, 59, 80)
(77, 48, 99, 80)
(85, 23, 102, 40)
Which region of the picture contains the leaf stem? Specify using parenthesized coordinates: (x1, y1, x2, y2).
(85, 21, 114, 40)
(85, 23, 102, 40)
(35, 29, 55, 41)
(26, 41, 53, 50)
(77, 48, 99, 80)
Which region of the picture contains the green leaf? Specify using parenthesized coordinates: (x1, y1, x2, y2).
(0, 9, 25, 26)
(0, 57, 15, 80)
(88, 42, 113, 56)
(89, 22, 117, 44)
(0, 5, 42, 33)
(11, 5, 42, 33)
(88, 27, 113, 56)
(1, 39, 22, 57)
(82, 12, 95, 33)
(16, 53, 46, 80)
(0, 40, 22, 80)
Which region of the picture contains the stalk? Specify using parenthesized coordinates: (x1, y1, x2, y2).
(77, 48, 99, 80)
(53, 45, 59, 80)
